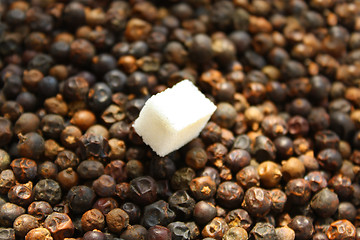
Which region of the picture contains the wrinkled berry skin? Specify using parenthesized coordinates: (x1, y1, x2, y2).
(44, 212, 74, 240)
(129, 176, 157, 206)
(141, 200, 176, 228)
(77, 134, 110, 160)
(67, 185, 96, 214)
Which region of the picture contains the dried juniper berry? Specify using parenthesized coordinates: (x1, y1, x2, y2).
(61, 76, 89, 101)
(2, 75, 22, 99)
(167, 221, 191, 240)
(211, 102, 237, 129)
(317, 148, 343, 172)
(92, 54, 117, 76)
(52, 201, 70, 215)
(242, 187, 272, 218)
(1, 100, 23, 122)
(129, 176, 157, 206)
(328, 174, 353, 200)
(0, 203, 25, 227)
(43, 212, 74, 240)
(274, 136, 294, 159)
(223, 226, 248, 240)
(104, 160, 127, 183)
(168, 190, 195, 220)
(250, 222, 277, 240)
(189, 34, 213, 65)
(287, 116, 310, 137)
(285, 178, 312, 205)
(38, 161, 58, 180)
(28, 54, 53, 75)
(93, 197, 118, 216)
(25, 227, 52, 240)
(202, 217, 229, 240)
(258, 161, 282, 188)
(10, 158, 37, 183)
(225, 149, 251, 173)
(289, 98, 312, 117)
(0, 117, 13, 147)
(225, 209, 252, 230)
(107, 138, 126, 160)
(13, 214, 39, 238)
(126, 71, 148, 95)
(0, 227, 15, 240)
(67, 186, 95, 214)
(206, 142, 228, 166)
(326, 220, 356, 240)
(14, 113, 40, 135)
(147, 225, 172, 240)
(193, 201, 217, 226)
(253, 135, 276, 162)
(40, 114, 65, 139)
(27, 201, 53, 222)
(330, 111, 355, 141)
(87, 82, 113, 113)
(70, 110, 96, 132)
(8, 183, 34, 207)
(261, 115, 288, 139)
(310, 188, 339, 218)
(0, 149, 11, 171)
(0, 169, 16, 194)
(5, 8, 26, 26)
(56, 168, 79, 191)
(120, 224, 148, 240)
(304, 171, 328, 192)
(314, 130, 340, 151)
(308, 108, 330, 132)
(335, 202, 356, 222)
(189, 176, 217, 201)
(38, 76, 59, 98)
(125, 98, 146, 122)
(121, 202, 141, 225)
(81, 209, 105, 232)
(236, 165, 260, 190)
(103, 69, 127, 92)
(77, 133, 110, 160)
(216, 181, 244, 209)
(50, 41, 70, 62)
(83, 230, 107, 240)
(141, 200, 176, 228)
(185, 147, 208, 170)
(171, 167, 196, 191)
(17, 132, 45, 160)
(269, 189, 287, 213)
(149, 156, 176, 180)
(16, 92, 38, 112)
(275, 226, 296, 240)
(55, 150, 79, 170)
(92, 175, 116, 197)
(281, 157, 305, 181)
(266, 81, 287, 103)
(33, 179, 62, 206)
(200, 122, 222, 144)
(77, 160, 104, 180)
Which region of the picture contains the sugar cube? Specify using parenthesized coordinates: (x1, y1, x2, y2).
(133, 80, 217, 157)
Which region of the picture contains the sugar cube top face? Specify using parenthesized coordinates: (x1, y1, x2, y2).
(133, 80, 217, 157)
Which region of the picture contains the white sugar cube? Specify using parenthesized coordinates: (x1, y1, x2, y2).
(133, 80, 217, 157)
